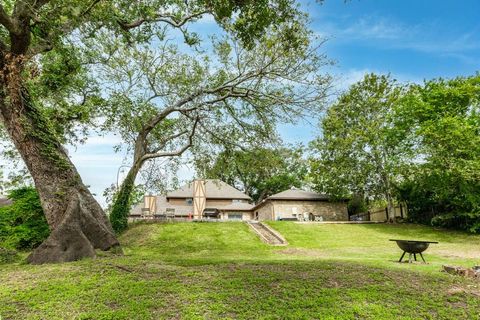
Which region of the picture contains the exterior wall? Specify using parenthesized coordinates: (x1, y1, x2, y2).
(206, 199, 234, 207)
(165, 197, 253, 219)
(272, 200, 348, 221)
(243, 211, 253, 220)
(255, 202, 275, 221)
(219, 211, 254, 220)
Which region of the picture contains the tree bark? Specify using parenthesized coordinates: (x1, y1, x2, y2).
(109, 160, 143, 233)
(0, 56, 120, 264)
(386, 191, 396, 223)
(109, 119, 197, 232)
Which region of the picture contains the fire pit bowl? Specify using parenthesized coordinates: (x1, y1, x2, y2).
(390, 239, 438, 263)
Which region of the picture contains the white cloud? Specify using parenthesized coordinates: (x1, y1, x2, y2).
(339, 68, 423, 89)
(316, 15, 480, 58)
(341, 17, 410, 41)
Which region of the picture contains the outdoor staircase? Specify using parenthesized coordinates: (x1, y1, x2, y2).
(247, 221, 287, 246)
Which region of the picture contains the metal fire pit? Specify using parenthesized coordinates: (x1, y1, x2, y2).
(390, 239, 438, 263)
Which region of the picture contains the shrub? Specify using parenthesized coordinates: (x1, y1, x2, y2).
(431, 211, 480, 234)
(0, 187, 50, 250)
(0, 247, 20, 264)
(397, 174, 480, 233)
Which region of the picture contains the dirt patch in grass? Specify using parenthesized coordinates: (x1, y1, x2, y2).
(276, 247, 329, 258)
(448, 286, 480, 297)
(433, 248, 480, 259)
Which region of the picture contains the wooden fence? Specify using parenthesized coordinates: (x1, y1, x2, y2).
(349, 204, 407, 222)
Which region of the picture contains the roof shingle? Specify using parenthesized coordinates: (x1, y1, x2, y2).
(266, 189, 330, 201)
(167, 179, 251, 200)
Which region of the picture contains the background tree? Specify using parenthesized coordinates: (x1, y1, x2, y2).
(97, 26, 330, 232)
(310, 74, 410, 221)
(197, 145, 308, 203)
(0, 0, 313, 263)
(396, 75, 480, 232)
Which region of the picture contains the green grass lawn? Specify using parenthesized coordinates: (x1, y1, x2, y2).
(1, 222, 480, 319)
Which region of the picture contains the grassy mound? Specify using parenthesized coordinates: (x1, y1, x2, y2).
(0, 222, 479, 319)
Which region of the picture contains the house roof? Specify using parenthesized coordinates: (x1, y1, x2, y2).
(252, 189, 337, 211)
(0, 196, 12, 208)
(167, 179, 251, 200)
(266, 189, 330, 201)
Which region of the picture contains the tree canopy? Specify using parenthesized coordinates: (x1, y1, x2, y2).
(396, 75, 480, 232)
(310, 74, 409, 220)
(198, 145, 308, 202)
(310, 73, 480, 231)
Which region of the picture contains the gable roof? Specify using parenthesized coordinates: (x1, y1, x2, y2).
(266, 189, 330, 201)
(252, 189, 335, 211)
(167, 179, 251, 200)
(217, 202, 255, 211)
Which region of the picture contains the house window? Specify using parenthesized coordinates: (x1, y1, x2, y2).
(186, 198, 193, 205)
(228, 213, 243, 220)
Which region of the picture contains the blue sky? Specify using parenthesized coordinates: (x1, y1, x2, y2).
(280, 0, 480, 143)
(64, 0, 480, 206)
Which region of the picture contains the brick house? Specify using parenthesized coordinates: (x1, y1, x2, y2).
(252, 189, 348, 221)
(130, 180, 348, 222)
(130, 179, 254, 220)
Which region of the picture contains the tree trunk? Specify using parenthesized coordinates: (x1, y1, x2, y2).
(386, 192, 396, 223)
(383, 172, 396, 223)
(109, 160, 143, 233)
(376, 149, 396, 223)
(0, 59, 120, 264)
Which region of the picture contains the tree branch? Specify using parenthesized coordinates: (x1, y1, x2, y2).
(12, 0, 48, 24)
(147, 129, 189, 154)
(119, 10, 209, 31)
(142, 76, 259, 135)
(82, 0, 102, 17)
(141, 116, 199, 162)
(27, 39, 53, 56)
(0, 5, 17, 33)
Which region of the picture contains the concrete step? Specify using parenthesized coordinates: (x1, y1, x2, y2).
(247, 222, 287, 246)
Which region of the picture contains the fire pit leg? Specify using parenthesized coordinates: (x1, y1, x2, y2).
(399, 251, 406, 262)
(419, 253, 426, 263)
(414, 254, 417, 261)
